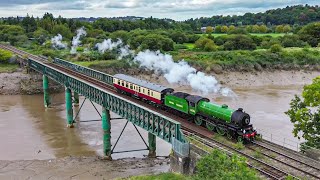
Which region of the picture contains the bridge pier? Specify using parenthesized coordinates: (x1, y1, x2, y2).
(42, 75, 50, 108)
(102, 107, 112, 160)
(73, 92, 79, 106)
(148, 132, 156, 157)
(65, 88, 74, 128)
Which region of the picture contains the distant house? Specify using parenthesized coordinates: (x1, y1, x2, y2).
(201, 27, 207, 33)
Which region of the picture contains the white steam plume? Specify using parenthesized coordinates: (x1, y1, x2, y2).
(51, 34, 67, 49)
(95, 39, 133, 59)
(70, 27, 87, 54)
(95, 39, 122, 53)
(134, 50, 233, 96)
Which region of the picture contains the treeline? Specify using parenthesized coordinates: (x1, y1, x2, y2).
(186, 4, 320, 28)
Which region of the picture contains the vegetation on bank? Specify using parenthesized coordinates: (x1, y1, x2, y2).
(125, 149, 259, 180)
(0, 49, 16, 73)
(286, 76, 320, 150)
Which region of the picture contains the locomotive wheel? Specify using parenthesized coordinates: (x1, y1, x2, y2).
(206, 121, 215, 131)
(227, 131, 233, 139)
(237, 136, 243, 143)
(195, 116, 203, 126)
(217, 127, 225, 136)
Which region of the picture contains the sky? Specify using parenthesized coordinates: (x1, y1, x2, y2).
(0, 0, 318, 20)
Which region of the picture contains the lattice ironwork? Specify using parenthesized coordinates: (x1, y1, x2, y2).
(29, 59, 186, 144)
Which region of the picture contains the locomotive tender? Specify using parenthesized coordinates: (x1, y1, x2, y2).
(113, 74, 257, 142)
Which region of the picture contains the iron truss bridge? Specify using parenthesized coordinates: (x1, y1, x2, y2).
(0, 44, 189, 158)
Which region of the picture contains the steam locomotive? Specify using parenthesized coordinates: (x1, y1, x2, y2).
(113, 74, 257, 142)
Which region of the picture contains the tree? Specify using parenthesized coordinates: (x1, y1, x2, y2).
(205, 26, 213, 34)
(223, 35, 256, 50)
(228, 25, 236, 32)
(283, 25, 292, 33)
(252, 25, 260, 33)
(275, 25, 284, 33)
(195, 37, 217, 51)
(259, 25, 268, 33)
(270, 44, 283, 53)
(221, 25, 229, 33)
(52, 24, 72, 39)
(215, 25, 222, 33)
(285, 76, 320, 149)
(298, 22, 320, 47)
(0, 49, 13, 63)
(194, 149, 259, 180)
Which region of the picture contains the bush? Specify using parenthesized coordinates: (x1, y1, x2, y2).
(0, 49, 13, 63)
(270, 44, 283, 53)
(223, 35, 256, 50)
(195, 37, 217, 51)
(194, 149, 259, 180)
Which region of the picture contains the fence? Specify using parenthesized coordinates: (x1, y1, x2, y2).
(257, 128, 303, 151)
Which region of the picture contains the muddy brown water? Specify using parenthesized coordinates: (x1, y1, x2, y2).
(0, 85, 304, 160)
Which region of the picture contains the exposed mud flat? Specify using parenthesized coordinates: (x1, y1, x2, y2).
(136, 70, 320, 89)
(0, 71, 63, 95)
(0, 156, 169, 180)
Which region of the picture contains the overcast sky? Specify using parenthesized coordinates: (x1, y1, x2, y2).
(0, 0, 318, 20)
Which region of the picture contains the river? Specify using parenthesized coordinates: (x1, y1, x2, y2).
(0, 85, 304, 160)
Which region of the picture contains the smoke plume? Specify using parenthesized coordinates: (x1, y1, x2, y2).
(51, 34, 67, 49)
(95, 39, 134, 59)
(134, 50, 234, 96)
(70, 27, 87, 54)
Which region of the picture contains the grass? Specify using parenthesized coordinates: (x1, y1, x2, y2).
(197, 33, 287, 37)
(73, 60, 107, 67)
(123, 173, 186, 180)
(233, 142, 245, 150)
(183, 43, 195, 50)
(0, 64, 19, 73)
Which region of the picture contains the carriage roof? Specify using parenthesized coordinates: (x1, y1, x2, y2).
(114, 74, 174, 93)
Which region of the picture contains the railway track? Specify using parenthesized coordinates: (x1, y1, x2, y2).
(2, 44, 319, 180)
(182, 128, 296, 180)
(248, 142, 320, 179)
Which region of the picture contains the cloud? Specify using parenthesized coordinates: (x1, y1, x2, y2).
(0, 0, 318, 20)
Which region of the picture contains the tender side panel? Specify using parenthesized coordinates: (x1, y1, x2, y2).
(164, 95, 189, 114)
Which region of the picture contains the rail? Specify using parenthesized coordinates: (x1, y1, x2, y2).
(53, 58, 114, 85)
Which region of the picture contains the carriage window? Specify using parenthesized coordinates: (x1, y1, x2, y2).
(130, 84, 133, 89)
(147, 90, 150, 95)
(121, 81, 124, 86)
(138, 87, 141, 92)
(143, 89, 145, 93)
(151, 91, 153, 96)
(126, 83, 128, 88)
(118, 80, 120, 85)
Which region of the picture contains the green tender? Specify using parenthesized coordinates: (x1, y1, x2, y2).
(198, 101, 235, 123)
(165, 94, 189, 114)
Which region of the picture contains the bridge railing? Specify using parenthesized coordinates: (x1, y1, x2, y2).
(29, 58, 187, 146)
(53, 58, 114, 85)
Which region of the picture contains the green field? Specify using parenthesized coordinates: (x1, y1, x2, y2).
(198, 33, 287, 37)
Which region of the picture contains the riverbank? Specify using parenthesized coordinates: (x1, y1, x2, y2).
(0, 69, 318, 95)
(0, 70, 63, 95)
(0, 156, 169, 180)
(136, 70, 319, 89)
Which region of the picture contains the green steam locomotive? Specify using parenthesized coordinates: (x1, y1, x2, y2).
(113, 74, 257, 142)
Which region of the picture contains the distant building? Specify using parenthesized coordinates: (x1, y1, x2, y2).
(201, 27, 207, 33)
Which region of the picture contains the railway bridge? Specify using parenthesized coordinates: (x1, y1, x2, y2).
(0, 44, 190, 160)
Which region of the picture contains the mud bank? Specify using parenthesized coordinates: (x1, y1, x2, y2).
(0, 156, 169, 180)
(1, 70, 318, 95)
(0, 71, 63, 95)
(136, 70, 319, 89)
